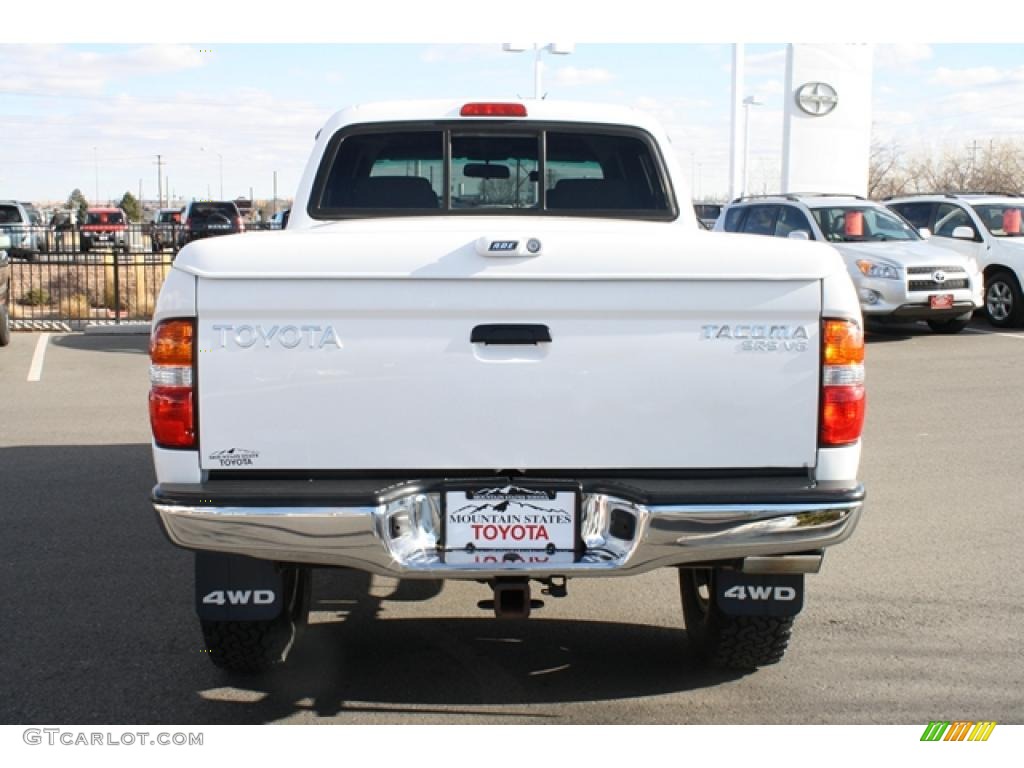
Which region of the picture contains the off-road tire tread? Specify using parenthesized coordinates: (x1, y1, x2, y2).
(705, 614, 794, 669)
(201, 617, 294, 674)
(680, 568, 796, 670)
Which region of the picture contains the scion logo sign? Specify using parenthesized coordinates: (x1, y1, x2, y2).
(796, 81, 838, 116)
(209, 448, 259, 467)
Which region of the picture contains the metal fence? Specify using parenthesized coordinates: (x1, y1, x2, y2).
(4, 224, 183, 331)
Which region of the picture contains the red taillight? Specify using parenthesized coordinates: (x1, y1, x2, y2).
(149, 388, 195, 447)
(460, 102, 527, 117)
(820, 319, 866, 447)
(150, 319, 196, 449)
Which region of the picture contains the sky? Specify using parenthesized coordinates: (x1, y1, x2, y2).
(2, 5, 1024, 206)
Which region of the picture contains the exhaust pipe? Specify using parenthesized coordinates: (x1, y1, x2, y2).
(492, 578, 532, 620)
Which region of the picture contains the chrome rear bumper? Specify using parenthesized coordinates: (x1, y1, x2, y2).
(154, 489, 864, 579)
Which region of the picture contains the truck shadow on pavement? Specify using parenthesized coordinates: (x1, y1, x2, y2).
(189, 568, 746, 723)
(50, 332, 149, 355)
(0, 443, 744, 726)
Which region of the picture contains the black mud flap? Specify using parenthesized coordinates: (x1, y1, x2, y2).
(715, 571, 804, 618)
(195, 552, 284, 621)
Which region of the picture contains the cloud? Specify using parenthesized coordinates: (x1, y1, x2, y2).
(548, 66, 614, 87)
(745, 48, 786, 75)
(0, 84, 329, 202)
(419, 45, 505, 64)
(752, 79, 784, 97)
(0, 44, 205, 96)
(930, 65, 1024, 89)
(872, 110, 918, 135)
(875, 44, 932, 70)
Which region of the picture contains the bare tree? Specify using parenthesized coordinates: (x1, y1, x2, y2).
(868, 142, 911, 199)
(869, 137, 1024, 199)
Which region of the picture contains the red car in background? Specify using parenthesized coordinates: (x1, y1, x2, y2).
(80, 207, 141, 253)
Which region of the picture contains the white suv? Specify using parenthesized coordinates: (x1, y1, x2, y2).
(715, 194, 983, 333)
(886, 194, 1024, 328)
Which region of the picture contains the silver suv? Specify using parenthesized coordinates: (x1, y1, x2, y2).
(886, 194, 1024, 328)
(0, 200, 43, 260)
(714, 194, 984, 334)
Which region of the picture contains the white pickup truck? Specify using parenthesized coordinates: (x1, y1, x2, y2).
(149, 99, 867, 674)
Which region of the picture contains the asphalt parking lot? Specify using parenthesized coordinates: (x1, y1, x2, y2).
(0, 321, 1022, 725)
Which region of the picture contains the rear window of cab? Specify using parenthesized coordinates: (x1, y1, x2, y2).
(308, 122, 677, 220)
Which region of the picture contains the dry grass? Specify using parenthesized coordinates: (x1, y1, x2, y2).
(58, 293, 92, 319)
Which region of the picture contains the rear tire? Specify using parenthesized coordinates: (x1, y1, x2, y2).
(926, 313, 971, 334)
(679, 568, 794, 669)
(200, 566, 311, 674)
(985, 269, 1024, 328)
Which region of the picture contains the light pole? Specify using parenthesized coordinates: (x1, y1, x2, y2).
(201, 147, 224, 199)
(741, 96, 762, 198)
(93, 146, 99, 203)
(502, 43, 574, 99)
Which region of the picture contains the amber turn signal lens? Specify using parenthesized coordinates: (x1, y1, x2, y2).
(150, 319, 194, 366)
(823, 319, 864, 366)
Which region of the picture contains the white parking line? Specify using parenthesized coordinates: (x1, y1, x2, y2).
(962, 327, 1024, 340)
(27, 333, 50, 382)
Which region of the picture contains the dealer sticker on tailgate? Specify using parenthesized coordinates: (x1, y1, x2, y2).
(444, 485, 576, 562)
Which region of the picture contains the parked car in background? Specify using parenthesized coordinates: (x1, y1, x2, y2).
(693, 202, 722, 229)
(0, 200, 43, 260)
(21, 202, 46, 252)
(886, 194, 1024, 328)
(0, 233, 11, 346)
(150, 207, 183, 252)
(715, 194, 983, 333)
(178, 201, 244, 246)
(267, 208, 290, 230)
(80, 207, 142, 253)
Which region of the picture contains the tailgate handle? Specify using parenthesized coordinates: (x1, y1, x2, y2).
(471, 324, 551, 345)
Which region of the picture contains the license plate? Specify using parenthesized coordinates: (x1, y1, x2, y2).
(930, 294, 953, 309)
(444, 485, 577, 559)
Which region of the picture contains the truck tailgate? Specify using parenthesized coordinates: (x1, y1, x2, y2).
(192, 228, 824, 471)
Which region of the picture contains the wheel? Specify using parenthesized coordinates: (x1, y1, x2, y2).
(679, 567, 794, 669)
(0, 304, 10, 347)
(199, 566, 311, 674)
(927, 313, 971, 334)
(985, 269, 1024, 328)
(80, 239, 90, 254)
